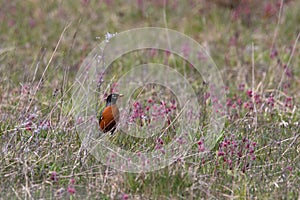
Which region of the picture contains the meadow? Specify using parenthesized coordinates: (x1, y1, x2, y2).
(0, 0, 299, 199)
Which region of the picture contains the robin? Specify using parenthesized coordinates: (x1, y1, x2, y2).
(99, 93, 123, 134)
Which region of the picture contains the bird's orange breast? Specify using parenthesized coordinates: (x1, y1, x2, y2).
(99, 105, 120, 132)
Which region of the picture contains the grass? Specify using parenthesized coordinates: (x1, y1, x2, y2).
(0, 0, 299, 199)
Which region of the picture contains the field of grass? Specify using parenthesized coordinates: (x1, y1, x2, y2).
(0, 0, 299, 199)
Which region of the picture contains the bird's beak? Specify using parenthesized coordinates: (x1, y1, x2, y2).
(119, 93, 124, 97)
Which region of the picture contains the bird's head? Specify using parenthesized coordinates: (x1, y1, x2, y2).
(106, 93, 124, 105)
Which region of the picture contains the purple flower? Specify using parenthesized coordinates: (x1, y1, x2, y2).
(238, 84, 245, 91)
(67, 186, 76, 194)
(237, 98, 243, 106)
(70, 178, 75, 185)
(122, 193, 129, 200)
(270, 48, 278, 59)
(286, 166, 292, 172)
(182, 43, 190, 57)
(50, 171, 58, 182)
(247, 90, 253, 98)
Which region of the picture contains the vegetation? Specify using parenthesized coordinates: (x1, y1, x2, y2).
(0, 0, 299, 199)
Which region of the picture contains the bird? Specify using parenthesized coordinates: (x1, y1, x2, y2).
(99, 93, 123, 134)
